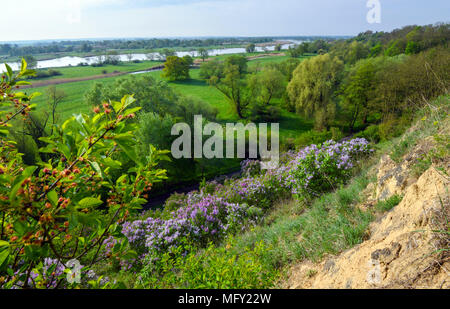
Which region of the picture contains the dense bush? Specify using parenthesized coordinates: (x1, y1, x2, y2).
(26, 69, 62, 79)
(111, 138, 371, 286)
(0, 60, 168, 289)
(121, 193, 254, 268)
(137, 238, 276, 289)
(288, 138, 373, 198)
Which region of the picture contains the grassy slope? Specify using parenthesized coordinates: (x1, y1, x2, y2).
(226, 95, 449, 287)
(138, 95, 448, 289)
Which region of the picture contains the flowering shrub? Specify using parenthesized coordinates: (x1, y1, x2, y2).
(219, 172, 290, 210)
(122, 193, 252, 266)
(240, 159, 261, 177)
(111, 138, 372, 277)
(0, 60, 168, 289)
(288, 138, 373, 197)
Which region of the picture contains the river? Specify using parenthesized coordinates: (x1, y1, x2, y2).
(1, 41, 302, 72)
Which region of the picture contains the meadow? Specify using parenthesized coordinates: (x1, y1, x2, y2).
(25, 53, 313, 141)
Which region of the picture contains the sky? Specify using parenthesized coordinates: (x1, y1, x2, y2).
(2, 0, 449, 41)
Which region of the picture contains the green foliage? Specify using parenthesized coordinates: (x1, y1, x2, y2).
(369, 44, 382, 57)
(340, 57, 379, 132)
(248, 67, 285, 106)
(294, 130, 333, 147)
(354, 125, 381, 143)
(384, 40, 403, 57)
(0, 59, 168, 289)
(205, 56, 250, 118)
(198, 48, 209, 62)
(287, 54, 344, 130)
(137, 238, 277, 289)
(162, 56, 191, 81)
(405, 41, 420, 55)
(245, 43, 256, 53)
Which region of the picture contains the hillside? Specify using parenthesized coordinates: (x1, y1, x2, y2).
(285, 97, 449, 289)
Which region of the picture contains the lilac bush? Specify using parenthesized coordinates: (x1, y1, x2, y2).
(240, 159, 261, 177)
(114, 138, 372, 270)
(288, 138, 373, 197)
(121, 193, 252, 266)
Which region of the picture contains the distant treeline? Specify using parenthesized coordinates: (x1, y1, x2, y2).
(287, 23, 449, 58)
(0, 36, 349, 57)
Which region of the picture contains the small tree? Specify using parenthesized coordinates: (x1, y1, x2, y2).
(248, 67, 285, 106)
(105, 51, 121, 65)
(161, 49, 176, 61)
(245, 43, 256, 53)
(45, 86, 66, 135)
(208, 64, 250, 119)
(340, 59, 377, 132)
(126, 53, 134, 62)
(162, 56, 190, 81)
(287, 54, 344, 130)
(146, 50, 156, 61)
(198, 48, 209, 62)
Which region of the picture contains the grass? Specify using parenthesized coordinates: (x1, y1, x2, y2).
(375, 195, 403, 212)
(231, 171, 376, 269)
(28, 60, 164, 81)
(24, 54, 313, 143)
(24, 76, 120, 120)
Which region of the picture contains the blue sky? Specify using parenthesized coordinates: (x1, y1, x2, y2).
(2, 0, 449, 41)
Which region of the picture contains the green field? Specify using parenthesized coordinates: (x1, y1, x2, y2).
(28, 60, 164, 81)
(24, 53, 313, 142)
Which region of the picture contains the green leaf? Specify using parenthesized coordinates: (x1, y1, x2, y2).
(21, 58, 28, 73)
(0, 129, 9, 137)
(121, 95, 136, 110)
(123, 106, 142, 117)
(47, 190, 58, 207)
(111, 100, 122, 113)
(89, 161, 103, 179)
(4, 63, 13, 78)
(0, 241, 10, 270)
(116, 139, 138, 164)
(102, 157, 122, 169)
(78, 197, 103, 208)
(15, 81, 31, 86)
